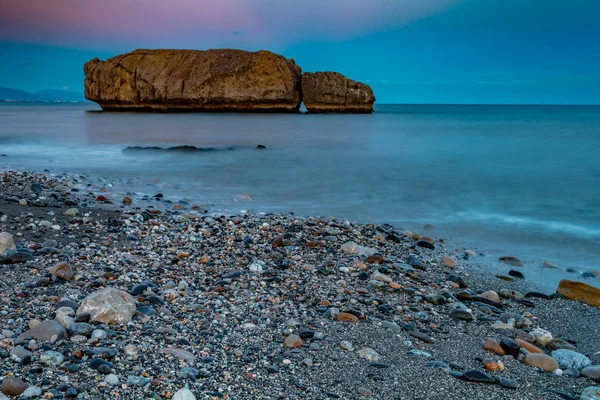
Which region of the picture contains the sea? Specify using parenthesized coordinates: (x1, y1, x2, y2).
(1, 102, 599, 290)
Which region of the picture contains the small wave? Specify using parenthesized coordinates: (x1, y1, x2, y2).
(122, 145, 237, 153)
(456, 211, 600, 238)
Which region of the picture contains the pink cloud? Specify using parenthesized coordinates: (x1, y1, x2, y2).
(0, 0, 459, 49)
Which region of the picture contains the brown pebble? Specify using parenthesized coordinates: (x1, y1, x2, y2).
(1, 376, 28, 396)
(441, 256, 457, 268)
(515, 338, 545, 354)
(523, 353, 559, 371)
(337, 312, 359, 323)
(483, 338, 505, 356)
(365, 255, 383, 264)
(283, 334, 304, 348)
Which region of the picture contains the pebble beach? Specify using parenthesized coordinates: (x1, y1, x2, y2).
(1, 169, 599, 400)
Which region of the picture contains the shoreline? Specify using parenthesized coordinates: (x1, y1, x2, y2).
(1, 169, 599, 399)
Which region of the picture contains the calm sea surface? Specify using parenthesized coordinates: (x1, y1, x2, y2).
(1, 103, 599, 289)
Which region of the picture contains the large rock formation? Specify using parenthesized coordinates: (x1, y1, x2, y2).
(301, 72, 375, 113)
(84, 49, 302, 112)
(84, 49, 376, 113)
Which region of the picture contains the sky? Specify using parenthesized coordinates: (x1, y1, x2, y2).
(1, 0, 599, 104)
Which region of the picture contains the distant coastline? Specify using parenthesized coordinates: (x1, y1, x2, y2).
(0, 86, 86, 102)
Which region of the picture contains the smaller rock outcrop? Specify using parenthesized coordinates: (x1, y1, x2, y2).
(556, 280, 600, 308)
(301, 72, 375, 113)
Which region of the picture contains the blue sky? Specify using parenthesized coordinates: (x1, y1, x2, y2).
(1, 0, 599, 104)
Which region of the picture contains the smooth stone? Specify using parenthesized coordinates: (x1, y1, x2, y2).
(89, 358, 113, 370)
(340, 341, 354, 351)
(357, 348, 381, 362)
(8, 252, 34, 263)
(410, 331, 434, 343)
(381, 321, 401, 332)
(463, 370, 496, 383)
(178, 367, 199, 380)
(495, 376, 519, 389)
(162, 348, 197, 363)
(582, 366, 600, 382)
(283, 334, 304, 348)
(580, 387, 600, 400)
(77, 287, 137, 324)
(515, 338, 545, 354)
(63, 208, 79, 216)
(126, 376, 150, 387)
(481, 290, 501, 303)
(1, 376, 28, 396)
(499, 256, 523, 266)
(523, 353, 559, 372)
(592, 352, 600, 364)
(407, 349, 432, 358)
(104, 374, 119, 386)
(337, 312, 359, 323)
(40, 351, 64, 366)
(340, 241, 377, 256)
(564, 368, 581, 378)
(49, 261, 74, 281)
(483, 339, 505, 356)
(69, 322, 94, 337)
(10, 346, 32, 363)
(500, 338, 521, 357)
(552, 349, 592, 370)
(416, 240, 435, 249)
(173, 389, 196, 400)
(22, 320, 67, 342)
(508, 270, 525, 279)
(20, 386, 42, 399)
(441, 256, 457, 268)
(498, 289, 523, 300)
(450, 309, 473, 321)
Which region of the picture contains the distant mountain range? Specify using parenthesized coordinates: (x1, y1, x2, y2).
(0, 87, 87, 102)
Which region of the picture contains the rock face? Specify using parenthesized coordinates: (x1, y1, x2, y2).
(77, 287, 137, 324)
(84, 49, 302, 112)
(557, 280, 600, 308)
(301, 72, 375, 113)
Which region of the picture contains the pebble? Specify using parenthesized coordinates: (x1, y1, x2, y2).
(20, 386, 42, 399)
(582, 366, 600, 382)
(463, 369, 496, 383)
(580, 387, 600, 400)
(104, 374, 119, 386)
(1, 376, 28, 396)
(40, 351, 64, 366)
(337, 312, 359, 323)
(441, 256, 457, 268)
(499, 256, 523, 266)
(283, 334, 304, 348)
(483, 338, 505, 356)
(552, 349, 592, 370)
(523, 353, 559, 372)
(340, 341, 354, 351)
(515, 338, 545, 354)
(500, 338, 520, 357)
(126, 376, 150, 387)
(357, 348, 381, 362)
(410, 331, 434, 343)
(173, 388, 196, 400)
